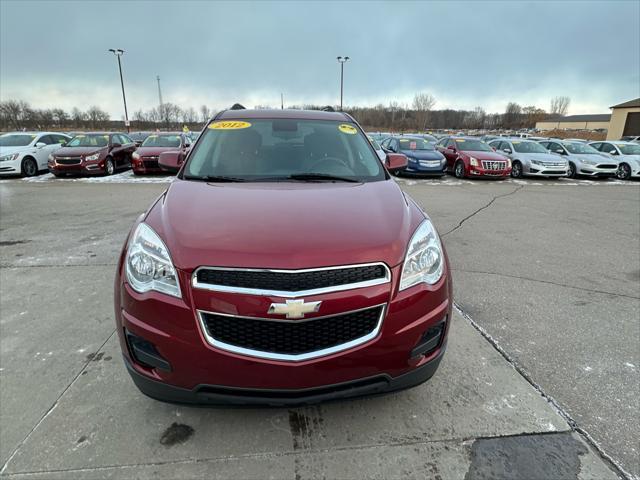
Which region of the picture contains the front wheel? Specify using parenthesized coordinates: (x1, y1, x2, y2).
(511, 161, 523, 178)
(567, 162, 576, 179)
(616, 163, 631, 180)
(454, 161, 465, 179)
(21, 157, 38, 177)
(104, 158, 115, 176)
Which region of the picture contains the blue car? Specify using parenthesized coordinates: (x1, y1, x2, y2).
(381, 136, 446, 176)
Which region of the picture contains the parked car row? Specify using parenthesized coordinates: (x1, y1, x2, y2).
(369, 132, 640, 181)
(0, 130, 198, 178)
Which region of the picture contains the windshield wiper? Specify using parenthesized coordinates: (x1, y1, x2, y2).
(286, 173, 360, 183)
(183, 174, 246, 183)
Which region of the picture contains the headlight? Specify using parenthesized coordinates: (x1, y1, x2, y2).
(48, 154, 54, 162)
(531, 160, 543, 166)
(399, 219, 444, 290)
(469, 157, 479, 166)
(84, 152, 100, 161)
(506, 158, 512, 167)
(125, 223, 181, 298)
(582, 159, 596, 166)
(0, 153, 19, 162)
(132, 152, 140, 160)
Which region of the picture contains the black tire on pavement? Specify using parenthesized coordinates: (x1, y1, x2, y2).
(21, 157, 38, 177)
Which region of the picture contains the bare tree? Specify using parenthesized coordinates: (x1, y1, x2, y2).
(85, 106, 110, 129)
(550, 96, 570, 116)
(0, 100, 29, 129)
(71, 107, 85, 127)
(503, 102, 522, 129)
(200, 105, 210, 123)
(412, 93, 436, 130)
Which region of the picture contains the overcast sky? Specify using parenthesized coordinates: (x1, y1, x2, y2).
(1, 0, 638, 118)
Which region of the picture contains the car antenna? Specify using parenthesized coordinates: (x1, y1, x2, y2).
(230, 103, 246, 110)
(321, 106, 335, 112)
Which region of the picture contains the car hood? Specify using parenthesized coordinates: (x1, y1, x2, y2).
(53, 146, 105, 156)
(401, 149, 444, 161)
(145, 179, 423, 271)
(0, 145, 33, 156)
(568, 153, 611, 163)
(518, 152, 566, 163)
(136, 146, 181, 156)
(463, 150, 507, 161)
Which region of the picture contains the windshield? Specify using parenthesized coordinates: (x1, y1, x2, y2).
(184, 119, 385, 182)
(615, 143, 640, 155)
(142, 134, 182, 148)
(512, 141, 548, 154)
(67, 134, 109, 147)
(563, 142, 598, 154)
(0, 134, 36, 147)
(399, 137, 435, 151)
(455, 139, 492, 152)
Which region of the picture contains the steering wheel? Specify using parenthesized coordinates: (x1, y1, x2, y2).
(307, 156, 350, 173)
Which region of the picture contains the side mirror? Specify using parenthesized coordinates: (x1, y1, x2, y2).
(491, 146, 496, 152)
(503, 148, 512, 154)
(385, 153, 408, 173)
(449, 147, 457, 153)
(35, 142, 46, 148)
(609, 150, 617, 155)
(111, 142, 122, 148)
(158, 151, 181, 173)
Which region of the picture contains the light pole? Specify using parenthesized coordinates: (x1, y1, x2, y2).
(108, 49, 130, 133)
(336, 56, 349, 111)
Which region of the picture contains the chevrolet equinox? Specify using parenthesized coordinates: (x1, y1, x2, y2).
(114, 108, 452, 405)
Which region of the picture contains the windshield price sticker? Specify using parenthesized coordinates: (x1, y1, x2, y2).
(338, 124, 357, 135)
(455, 139, 466, 142)
(209, 121, 252, 130)
(409, 141, 417, 150)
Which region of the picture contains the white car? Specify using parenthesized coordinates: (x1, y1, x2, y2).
(0, 132, 71, 177)
(537, 139, 618, 179)
(368, 135, 386, 162)
(588, 140, 640, 180)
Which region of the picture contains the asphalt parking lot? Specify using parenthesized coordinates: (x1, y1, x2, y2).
(0, 175, 638, 479)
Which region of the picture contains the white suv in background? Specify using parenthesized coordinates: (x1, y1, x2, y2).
(0, 132, 71, 177)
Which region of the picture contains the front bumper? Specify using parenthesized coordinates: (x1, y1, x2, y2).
(49, 160, 104, 176)
(123, 343, 446, 406)
(0, 158, 22, 175)
(132, 158, 163, 174)
(525, 164, 567, 176)
(405, 160, 446, 176)
(115, 261, 452, 405)
(468, 166, 511, 178)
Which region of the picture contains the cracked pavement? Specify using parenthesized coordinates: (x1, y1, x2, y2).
(1, 179, 637, 479)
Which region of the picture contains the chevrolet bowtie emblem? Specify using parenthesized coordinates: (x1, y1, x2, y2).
(268, 299, 322, 319)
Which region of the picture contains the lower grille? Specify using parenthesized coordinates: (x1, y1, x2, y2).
(56, 157, 81, 165)
(482, 160, 507, 170)
(199, 305, 384, 360)
(597, 164, 617, 169)
(143, 158, 159, 168)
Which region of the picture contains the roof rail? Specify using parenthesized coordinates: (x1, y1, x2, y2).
(230, 103, 246, 110)
(321, 106, 335, 112)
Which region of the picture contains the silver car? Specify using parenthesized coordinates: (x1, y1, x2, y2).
(488, 138, 567, 178)
(537, 140, 618, 179)
(588, 140, 640, 180)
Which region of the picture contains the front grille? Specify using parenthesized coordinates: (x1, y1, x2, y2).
(56, 157, 81, 165)
(143, 158, 159, 168)
(195, 264, 388, 294)
(200, 305, 383, 356)
(482, 160, 507, 170)
(597, 164, 617, 169)
(542, 170, 566, 175)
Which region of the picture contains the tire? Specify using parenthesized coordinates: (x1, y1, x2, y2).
(454, 161, 466, 179)
(567, 162, 577, 179)
(21, 157, 38, 177)
(616, 163, 631, 180)
(104, 157, 115, 176)
(511, 161, 523, 178)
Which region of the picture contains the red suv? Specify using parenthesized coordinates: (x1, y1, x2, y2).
(437, 136, 511, 178)
(114, 108, 452, 405)
(131, 132, 191, 175)
(49, 133, 135, 176)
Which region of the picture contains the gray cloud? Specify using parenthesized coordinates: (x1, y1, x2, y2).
(1, 0, 638, 117)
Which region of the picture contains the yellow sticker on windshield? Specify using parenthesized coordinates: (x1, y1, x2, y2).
(209, 121, 252, 130)
(513, 141, 521, 144)
(338, 124, 357, 135)
(455, 139, 465, 142)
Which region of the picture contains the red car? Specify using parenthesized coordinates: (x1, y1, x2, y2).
(49, 132, 135, 177)
(131, 132, 191, 175)
(114, 108, 452, 405)
(437, 136, 511, 178)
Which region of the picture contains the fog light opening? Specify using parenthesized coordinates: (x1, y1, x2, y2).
(125, 329, 171, 372)
(410, 317, 446, 359)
